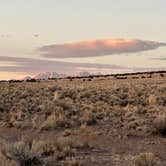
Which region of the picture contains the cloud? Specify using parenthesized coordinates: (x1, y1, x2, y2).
(0, 34, 11, 38)
(0, 56, 165, 75)
(38, 38, 166, 58)
(0, 56, 129, 73)
(153, 57, 166, 60)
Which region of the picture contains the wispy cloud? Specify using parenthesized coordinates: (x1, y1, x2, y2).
(0, 56, 165, 75)
(0, 56, 129, 73)
(38, 38, 166, 58)
(0, 34, 11, 38)
(153, 57, 166, 60)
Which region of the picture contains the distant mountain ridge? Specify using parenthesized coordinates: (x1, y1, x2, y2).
(34, 72, 66, 80)
(23, 71, 93, 80)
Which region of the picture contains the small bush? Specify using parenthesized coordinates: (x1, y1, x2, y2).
(39, 112, 69, 130)
(66, 157, 80, 166)
(148, 95, 157, 106)
(130, 152, 158, 166)
(39, 114, 57, 130)
(153, 114, 166, 135)
(79, 125, 96, 149)
(81, 111, 96, 126)
(0, 137, 43, 166)
(55, 137, 75, 161)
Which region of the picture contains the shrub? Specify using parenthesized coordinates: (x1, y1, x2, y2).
(0, 137, 43, 166)
(40, 112, 69, 131)
(153, 114, 166, 135)
(39, 114, 57, 130)
(148, 95, 157, 106)
(0, 135, 59, 166)
(81, 111, 96, 126)
(53, 91, 59, 100)
(130, 152, 158, 166)
(0, 135, 80, 165)
(79, 125, 96, 149)
(66, 157, 80, 166)
(55, 137, 75, 161)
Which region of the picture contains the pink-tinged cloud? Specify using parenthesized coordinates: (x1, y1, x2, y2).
(38, 38, 166, 58)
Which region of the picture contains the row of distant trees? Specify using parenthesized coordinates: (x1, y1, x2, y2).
(0, 70, 165, 83)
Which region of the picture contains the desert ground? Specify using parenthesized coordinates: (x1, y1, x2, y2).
(0, 72, 166, 166)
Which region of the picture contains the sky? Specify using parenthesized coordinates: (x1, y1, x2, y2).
(0, 0, 166, 80)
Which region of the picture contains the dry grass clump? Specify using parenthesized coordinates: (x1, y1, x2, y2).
(55, 137, 76, 161)
(66, 157, 80, 166)
(153, 114, 166, 135)
(81, 110, 97, 126)
(148, 95, 157, 106)
(0, 135, 78, 165)
(129, 152, 158, 166)
(39, 111, 69, 131)
(78, 125, 96, 149)
(0, 136, 43, 166)
(39, 114, 56, 130)
(54, 98, 74, 111)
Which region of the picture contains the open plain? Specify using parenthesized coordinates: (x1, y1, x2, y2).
(0, 72, 166, 166)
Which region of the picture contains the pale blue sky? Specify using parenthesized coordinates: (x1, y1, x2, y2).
(0, 0, 166, 79)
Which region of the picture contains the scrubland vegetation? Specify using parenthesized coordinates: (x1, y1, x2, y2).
(0, 72, 165, 165)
